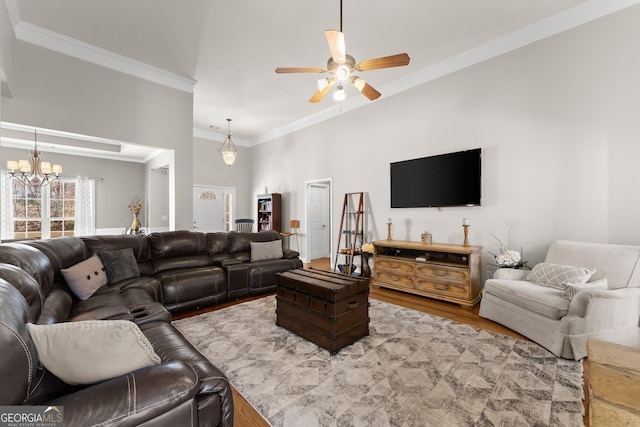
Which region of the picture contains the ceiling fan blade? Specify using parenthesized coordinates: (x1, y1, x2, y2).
(350, 77, 381, 101)
(355, 53, 410, 71)
(325, 30, 346, 64)
(309, 78, 336, 103)
(275, 67, 326, 73)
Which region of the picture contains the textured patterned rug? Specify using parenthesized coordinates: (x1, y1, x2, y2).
(173, 296, 584, 427)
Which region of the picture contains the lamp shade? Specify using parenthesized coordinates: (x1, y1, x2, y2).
(333, 85, 345, 101)
(6, 160, 18, 171)
(221, 150, 237, 166)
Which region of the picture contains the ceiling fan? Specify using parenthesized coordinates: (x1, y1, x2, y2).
(275, 0, 410, 103)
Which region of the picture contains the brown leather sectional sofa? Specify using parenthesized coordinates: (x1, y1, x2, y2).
(0, 229, 303, 427)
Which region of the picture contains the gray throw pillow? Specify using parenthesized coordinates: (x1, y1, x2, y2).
(97, 248, 140, 283)
(60, 254, 108, 300)
(526, 262, 596, 289)
(27, 320, 160, 385)
(250, 240, 283, 261)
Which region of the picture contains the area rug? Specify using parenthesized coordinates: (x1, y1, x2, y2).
(173, 296, 584, 426)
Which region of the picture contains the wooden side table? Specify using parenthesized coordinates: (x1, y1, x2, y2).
(587, 339, 640, 425)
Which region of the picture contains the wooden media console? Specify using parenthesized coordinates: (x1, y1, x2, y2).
(372, 240, 483, 308)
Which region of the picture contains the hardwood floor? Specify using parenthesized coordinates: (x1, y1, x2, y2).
(175, 257, 589, 427)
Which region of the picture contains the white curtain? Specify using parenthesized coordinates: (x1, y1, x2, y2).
(74, 176, 95, 236)
(0, 172, 14, 241)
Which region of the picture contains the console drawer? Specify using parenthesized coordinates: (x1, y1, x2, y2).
(414, 279, 470, 299)
(375, 271, 415, 289)
(375, 257, 416, 276)
(416, 264, 469, 282)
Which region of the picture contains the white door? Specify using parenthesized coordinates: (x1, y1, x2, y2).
(193, 186, 235, 232)
(307, 181, 331, 260)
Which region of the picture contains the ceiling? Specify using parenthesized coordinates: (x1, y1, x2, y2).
(2, 0, 637, 161)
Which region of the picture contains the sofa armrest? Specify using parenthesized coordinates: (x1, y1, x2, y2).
(282, 248, 300, 259)
(212, 258, 243, 267)
(47, 361, 198, 427)
(492, 268, 529, 280)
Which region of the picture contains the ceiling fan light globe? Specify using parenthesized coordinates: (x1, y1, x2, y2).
(333, 85, 346, 101)
(335, 65, 350, 81)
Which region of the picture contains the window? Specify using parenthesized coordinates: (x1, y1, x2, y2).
(12, 179, 76, 239)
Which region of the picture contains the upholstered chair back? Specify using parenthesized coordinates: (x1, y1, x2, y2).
(545, 240, 640, 289)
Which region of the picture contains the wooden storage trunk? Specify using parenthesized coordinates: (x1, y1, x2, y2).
(276, 269, 370, 354)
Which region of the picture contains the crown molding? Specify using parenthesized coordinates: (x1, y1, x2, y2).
(6, 0, 639, 145)
(250, 0, 640, 146)
(6, 0, 196, 93)
(193, 127, 251, 147)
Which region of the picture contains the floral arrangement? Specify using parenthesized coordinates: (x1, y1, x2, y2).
(127, 195, 143, 214)
(488, 229, 529, 269)
(361, 242, 375, 253)
(494, 249, 524, 268)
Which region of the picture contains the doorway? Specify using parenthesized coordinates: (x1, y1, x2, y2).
(305, 178, 332, 263)
(193, 185, 235, 232)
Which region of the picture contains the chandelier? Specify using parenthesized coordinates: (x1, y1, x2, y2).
(6, 130, 62, 192)
(218, 118, 237, 167)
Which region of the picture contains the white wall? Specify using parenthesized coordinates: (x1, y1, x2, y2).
(193, 137, 252, 220)
(249, 7, 640, 273)
(0, 1, 13, 97)
(1, 41, 194, 229)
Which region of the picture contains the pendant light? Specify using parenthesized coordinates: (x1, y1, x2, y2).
(218, 118, 237, 167)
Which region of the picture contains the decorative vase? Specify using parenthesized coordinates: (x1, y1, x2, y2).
(131, 212, 141, 234)
(361, 253, 372, 278)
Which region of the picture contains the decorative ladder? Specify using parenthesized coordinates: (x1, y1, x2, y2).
(333, 192, 365, 275)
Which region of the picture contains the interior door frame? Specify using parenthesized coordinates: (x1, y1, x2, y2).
(304, 178, 333, 265)
(192, 184, 236, 232)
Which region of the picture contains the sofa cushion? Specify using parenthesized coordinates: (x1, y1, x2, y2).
(0, 263, 43, 321)
(483, 279, 570, 320)
(250, 240, 283, 261)
(525, 262, 595, 289)
(27, 320, 161, 385)
(81, 235, 152, 276)
(149, 230, 208, 259)
(61, 255, 108, 300)
(98, 248, 141, 283)
(227, 230, 281, 254)
(26, 237, 87, 288)
(563, 278, 609, 300)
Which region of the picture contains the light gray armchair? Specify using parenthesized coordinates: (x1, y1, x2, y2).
(479, 240, 640, 360)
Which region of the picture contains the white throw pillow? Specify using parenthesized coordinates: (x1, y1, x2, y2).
(250, 240, 283, 261)
(563, 278, 609, 300)
(526, 262, 596, 289)
(60, 255, 108, 300)
(28, 320, 161, 385)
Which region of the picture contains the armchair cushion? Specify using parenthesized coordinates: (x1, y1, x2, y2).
(28, 320, 160, 385)
(525, 262, 595, 289)
(483, 279, 570, 320)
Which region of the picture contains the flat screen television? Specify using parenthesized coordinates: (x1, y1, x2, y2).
(390, 148, 481, 208)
